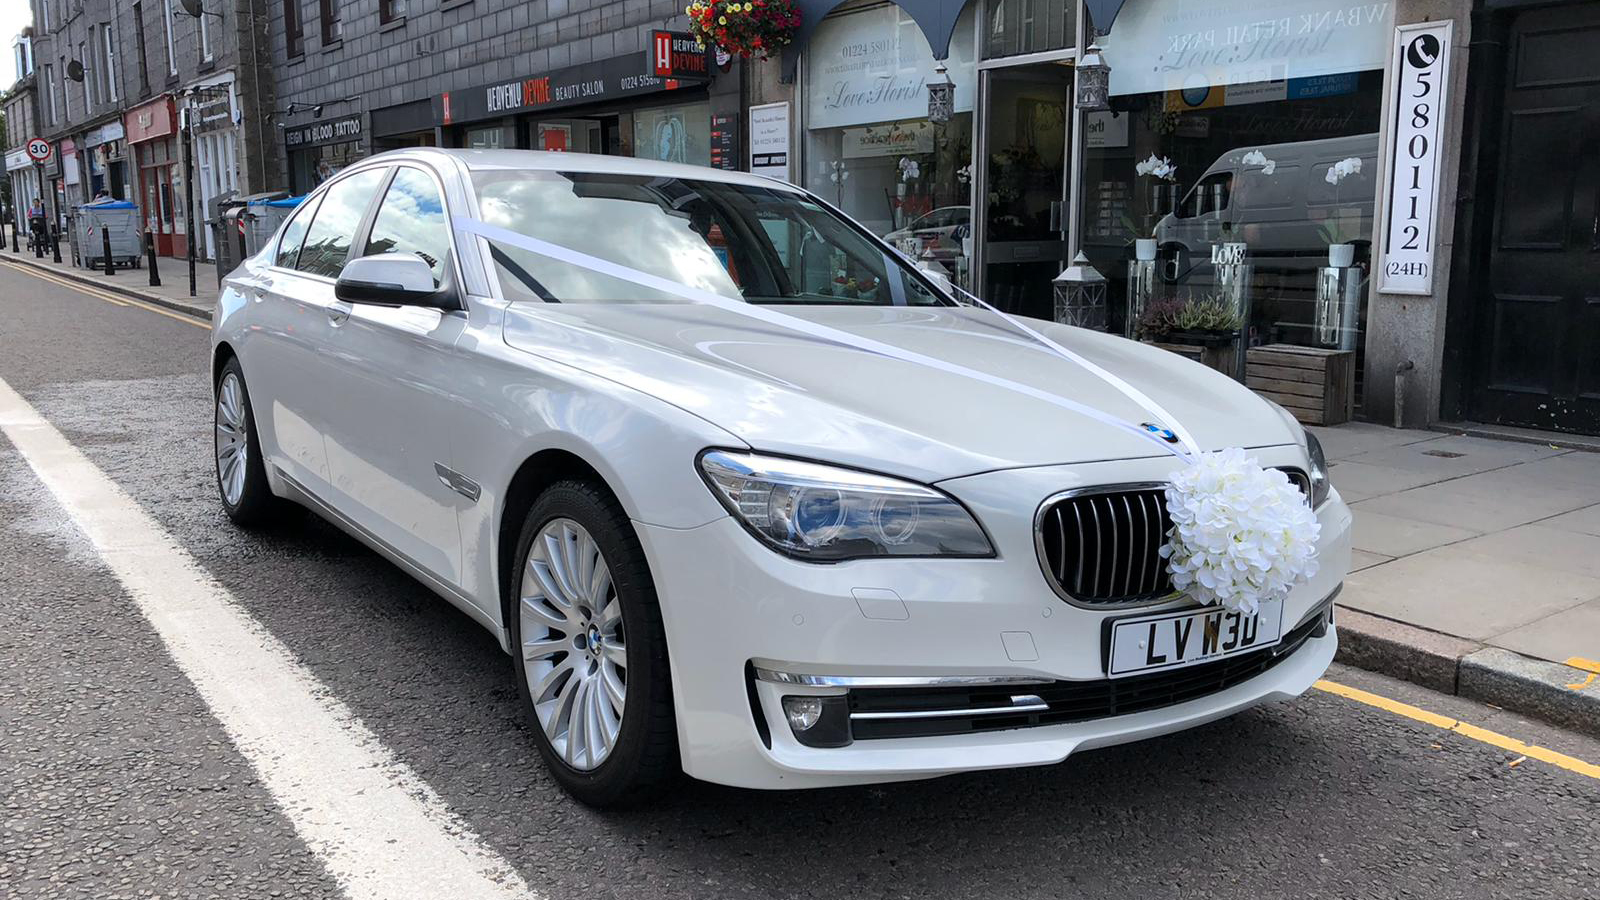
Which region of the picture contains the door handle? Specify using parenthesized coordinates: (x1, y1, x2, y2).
(328, 302, 352, 326)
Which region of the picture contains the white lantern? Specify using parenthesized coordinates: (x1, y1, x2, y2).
(1076, 42, 1110, 112)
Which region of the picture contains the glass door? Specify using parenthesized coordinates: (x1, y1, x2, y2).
(976, 62, 1072, 318)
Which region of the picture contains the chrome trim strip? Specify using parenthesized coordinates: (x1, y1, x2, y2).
(433, 462, 482, 502)
(753, 668, 1049, 688)
(851, 700, 1051, 721)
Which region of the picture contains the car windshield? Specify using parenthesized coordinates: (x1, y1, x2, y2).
(471, 170, 951, 306)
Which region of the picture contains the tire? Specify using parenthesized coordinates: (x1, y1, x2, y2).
(509, 481, 679, 807)
(213, 357, 286, 527)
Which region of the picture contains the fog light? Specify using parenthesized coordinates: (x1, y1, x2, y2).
(783, 696, 824, 731)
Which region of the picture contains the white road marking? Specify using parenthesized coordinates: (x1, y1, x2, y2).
(0, 375, 541, 900)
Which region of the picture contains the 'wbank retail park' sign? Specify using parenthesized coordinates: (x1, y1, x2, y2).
(1377, 21, 1451, 295)
(1104, 0, 1392, 97)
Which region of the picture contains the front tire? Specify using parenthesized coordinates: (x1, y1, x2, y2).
(510, 481, 678, 807)
(213, 358, 284, 527)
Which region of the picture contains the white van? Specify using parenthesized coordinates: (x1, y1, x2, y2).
(1153, 133, 1380, 262)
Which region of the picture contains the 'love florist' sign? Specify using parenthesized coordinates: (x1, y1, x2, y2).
(1377, 21, 1451, 295)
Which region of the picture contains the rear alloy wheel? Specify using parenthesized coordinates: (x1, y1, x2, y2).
(510, 481, 678, 806)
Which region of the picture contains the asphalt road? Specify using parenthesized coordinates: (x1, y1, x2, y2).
(2, 257, 1598, 900)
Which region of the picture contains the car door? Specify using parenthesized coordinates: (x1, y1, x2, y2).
(320, 165, 469, 588)
(252, 167, 391, 497)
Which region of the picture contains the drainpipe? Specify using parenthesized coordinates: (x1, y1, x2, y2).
(1394, 360, 1415, 430)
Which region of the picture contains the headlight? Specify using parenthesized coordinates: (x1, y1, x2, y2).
(698, 450, 994, 561)
(1304, 430, 1331, 508)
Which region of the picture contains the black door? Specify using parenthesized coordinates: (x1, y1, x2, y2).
(1471, 2, 1600, 434)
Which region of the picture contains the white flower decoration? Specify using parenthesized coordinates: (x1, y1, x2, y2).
(1325, 156, 1363, 185)
(1135, 154, 1178, 182)
(1241, 149, 1277, 175)
(898, 157, 921, 183)
(1161, 448, 1321, 614)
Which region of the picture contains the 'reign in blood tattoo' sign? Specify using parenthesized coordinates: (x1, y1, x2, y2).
(1378, 21, 1452, 295)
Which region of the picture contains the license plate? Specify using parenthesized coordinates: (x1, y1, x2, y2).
(1107, 598, 1284, 677)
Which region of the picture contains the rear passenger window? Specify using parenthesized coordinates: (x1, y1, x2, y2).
(274, 196, 321, 269)
(295, 169, 387, 278)
(363, 167, 451, 288)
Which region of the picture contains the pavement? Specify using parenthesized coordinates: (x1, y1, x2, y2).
(1312, 422, 1600, 736)
(3, 256, 1600, 899)
(1, 242, 218, 319)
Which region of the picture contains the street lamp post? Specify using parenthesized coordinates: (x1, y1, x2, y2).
(182, 105, 197, 297)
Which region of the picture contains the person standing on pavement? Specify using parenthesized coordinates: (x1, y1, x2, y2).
(28, 200, 47, 250)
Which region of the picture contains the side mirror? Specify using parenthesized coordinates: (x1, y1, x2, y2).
(916, 261, 954, 297)
(334, 254, 445, 306)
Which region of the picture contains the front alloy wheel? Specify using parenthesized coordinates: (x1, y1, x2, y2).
(520, 517, 629, 771)
(509, 481, 678, 806)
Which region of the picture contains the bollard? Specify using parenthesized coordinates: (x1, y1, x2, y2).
(50, 224, 61, 264)
(34, 224, 43, 258)
(102, 227, 116, 276)
(8, 216, 14, 253)
(146, 232, 162, 287)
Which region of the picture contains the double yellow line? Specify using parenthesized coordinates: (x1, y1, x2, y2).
(0, 259, 209, 330)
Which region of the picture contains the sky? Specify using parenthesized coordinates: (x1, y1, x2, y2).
(2, 0, 32, 73)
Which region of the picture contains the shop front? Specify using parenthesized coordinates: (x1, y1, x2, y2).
(786, 0, 1393, 401)
(5, 148, 41, 234)
(186, 75, 243, 261)
(371, 99, 438, 153)
(83, 121, 128, 201)
(285, 114, 366, 194)
(436, 34, 721, 164)
(126, 96, 186, 258)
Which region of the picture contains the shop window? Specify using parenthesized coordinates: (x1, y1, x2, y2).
(296, 169, 385, 278)
(284, 0, 304, 57)
(803, 3, 977, 288)
(364, 167, 450, 286)
(983, 0, 1074, 60)
(1081, 0, 1393, 403)
(632, 102, 710, 166)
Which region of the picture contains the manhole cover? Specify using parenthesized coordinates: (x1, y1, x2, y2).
(1422, 450, 1465, 458)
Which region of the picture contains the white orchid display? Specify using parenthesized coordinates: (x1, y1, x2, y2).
(898, 157, 921, 183)
(828, 160, 850, 184)
(956, 164, 971, 184)
(1161, 448, 1321, 614)
(1325, 156, 1363, 185)
(1241, 149, 1277, 175)
(1135, 153, 1178, 181)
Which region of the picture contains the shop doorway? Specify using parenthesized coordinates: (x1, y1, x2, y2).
(1468, 2, 1600, 435)
(976, 61, 1073, 318)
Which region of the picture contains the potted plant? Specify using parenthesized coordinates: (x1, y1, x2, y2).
(686, 0, 800, 60)
(1134, 297, 1186, 343)
(1127, 153, 1178, 260)
(1321, 156, 1364, 268)
(1166, 296, 1242, 347)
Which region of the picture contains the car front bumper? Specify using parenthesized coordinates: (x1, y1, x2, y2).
(634, 449, 1353, 790)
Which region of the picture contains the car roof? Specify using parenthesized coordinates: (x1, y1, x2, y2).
(366, 147, 804, 192)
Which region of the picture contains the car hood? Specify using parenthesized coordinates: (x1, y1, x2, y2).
(501, 303, 1298, 483)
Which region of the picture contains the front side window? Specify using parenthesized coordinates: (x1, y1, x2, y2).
(295, 169, 385, 278)
(473, 171, 948, 307)
(274, 195, 322, 269)
(363, 167, 450, 287)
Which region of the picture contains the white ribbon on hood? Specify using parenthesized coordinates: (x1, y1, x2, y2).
(453, 216, 1200, 463)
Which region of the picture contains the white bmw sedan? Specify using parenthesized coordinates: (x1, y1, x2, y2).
(211, 148, 1352, 807)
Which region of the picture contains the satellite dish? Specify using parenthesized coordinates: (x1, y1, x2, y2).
(66, 59, 84, 82)
(179, 0, 204, 16)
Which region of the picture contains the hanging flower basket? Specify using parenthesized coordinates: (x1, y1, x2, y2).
(686, 0, 801, 60)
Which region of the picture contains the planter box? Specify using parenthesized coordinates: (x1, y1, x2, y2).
(1245, 344, 1354, 425)
(1150, 341, 1236, 378)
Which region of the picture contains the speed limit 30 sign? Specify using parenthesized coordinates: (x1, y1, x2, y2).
(25, 137, 52, 163)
